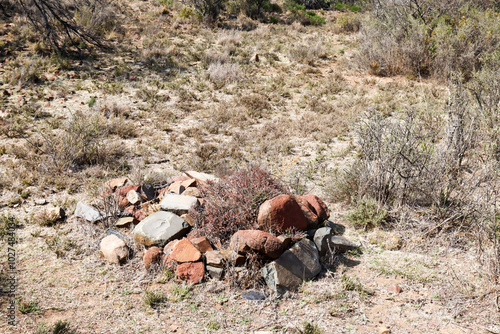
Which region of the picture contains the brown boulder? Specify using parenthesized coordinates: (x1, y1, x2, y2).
(301, 194, 330, 221)
(294, 196, 319, 229)
(177, 262, 204, 284)
(169, 238, 202, 263)
(143, 247, 162, 269)
(257, 195, 307, 231)
(230, 230, 284, 259)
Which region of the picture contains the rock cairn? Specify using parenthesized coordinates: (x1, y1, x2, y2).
(76, 170, 359, 294)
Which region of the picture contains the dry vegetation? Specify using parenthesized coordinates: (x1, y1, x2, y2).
(0, 0, 499, 333)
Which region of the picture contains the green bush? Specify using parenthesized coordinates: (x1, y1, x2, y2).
(336, 12, 360, 32)
(345, 196, 387, 230)
(306, 11, 326, 25)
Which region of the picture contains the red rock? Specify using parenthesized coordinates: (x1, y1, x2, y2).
(257, 195, 308, 231)
(387, 284, 402, 294)
(191, 237, 213, 253)
(167, 181, 185, 194)
(133, 209, 147, 222)
(301, 194, 330, 221)
(117, 185, 140, 196)
(124, 206, 136, 214)
(230, 230, 284, 259)
(143, 247, 162, 269)
(100, 187, 113, 198)
(294, 195, 319, 228)
(169, 238, 202, 263)
(176, 262, 204, 284)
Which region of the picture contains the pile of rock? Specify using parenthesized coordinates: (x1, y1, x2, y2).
(77, 170, 359, 294)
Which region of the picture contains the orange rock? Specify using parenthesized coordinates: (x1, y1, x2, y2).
(257, 195, 307, 231)
(176, 262, 204, 284)
(169, 238, 202, 263)
(191, 236, 213, 253)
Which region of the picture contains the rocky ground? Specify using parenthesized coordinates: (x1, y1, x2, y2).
(0, 1, 499, 333)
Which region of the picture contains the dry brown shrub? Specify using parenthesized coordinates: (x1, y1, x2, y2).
(189, 165, 289, 245)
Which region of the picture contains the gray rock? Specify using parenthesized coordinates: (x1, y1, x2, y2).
(327, 236, 359, 253)
(323, 221, 345, 235)
(206, 265, 224, 280)
(314, 227, 332, 256)
(133, 211, 190, 247)
(241, 290, 266, 301)
(100, 234, 129, 264)
(262, 239, 321, 293)
(160, 193, 199, 215)
(74, 201, 104, 223)
(261, 262, 303, 295)
(141, 183, 156, 201)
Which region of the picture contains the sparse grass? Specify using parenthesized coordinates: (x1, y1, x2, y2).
(143, 289, 168, 308)
(293, 321, 323, 334)
(35, 320, 79, 334)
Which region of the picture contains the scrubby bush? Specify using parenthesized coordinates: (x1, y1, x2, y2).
(336, 12, 361, 32)
(345, 196, 387, 230)
(190, 165, 289, 245)
(359, 0, 500, 79)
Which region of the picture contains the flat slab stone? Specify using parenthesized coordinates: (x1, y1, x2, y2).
(75, 201, 104, 223)
(328, 236, 359, 253)
(160, 193, 199, 215)
(133, 211, 190, 247)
